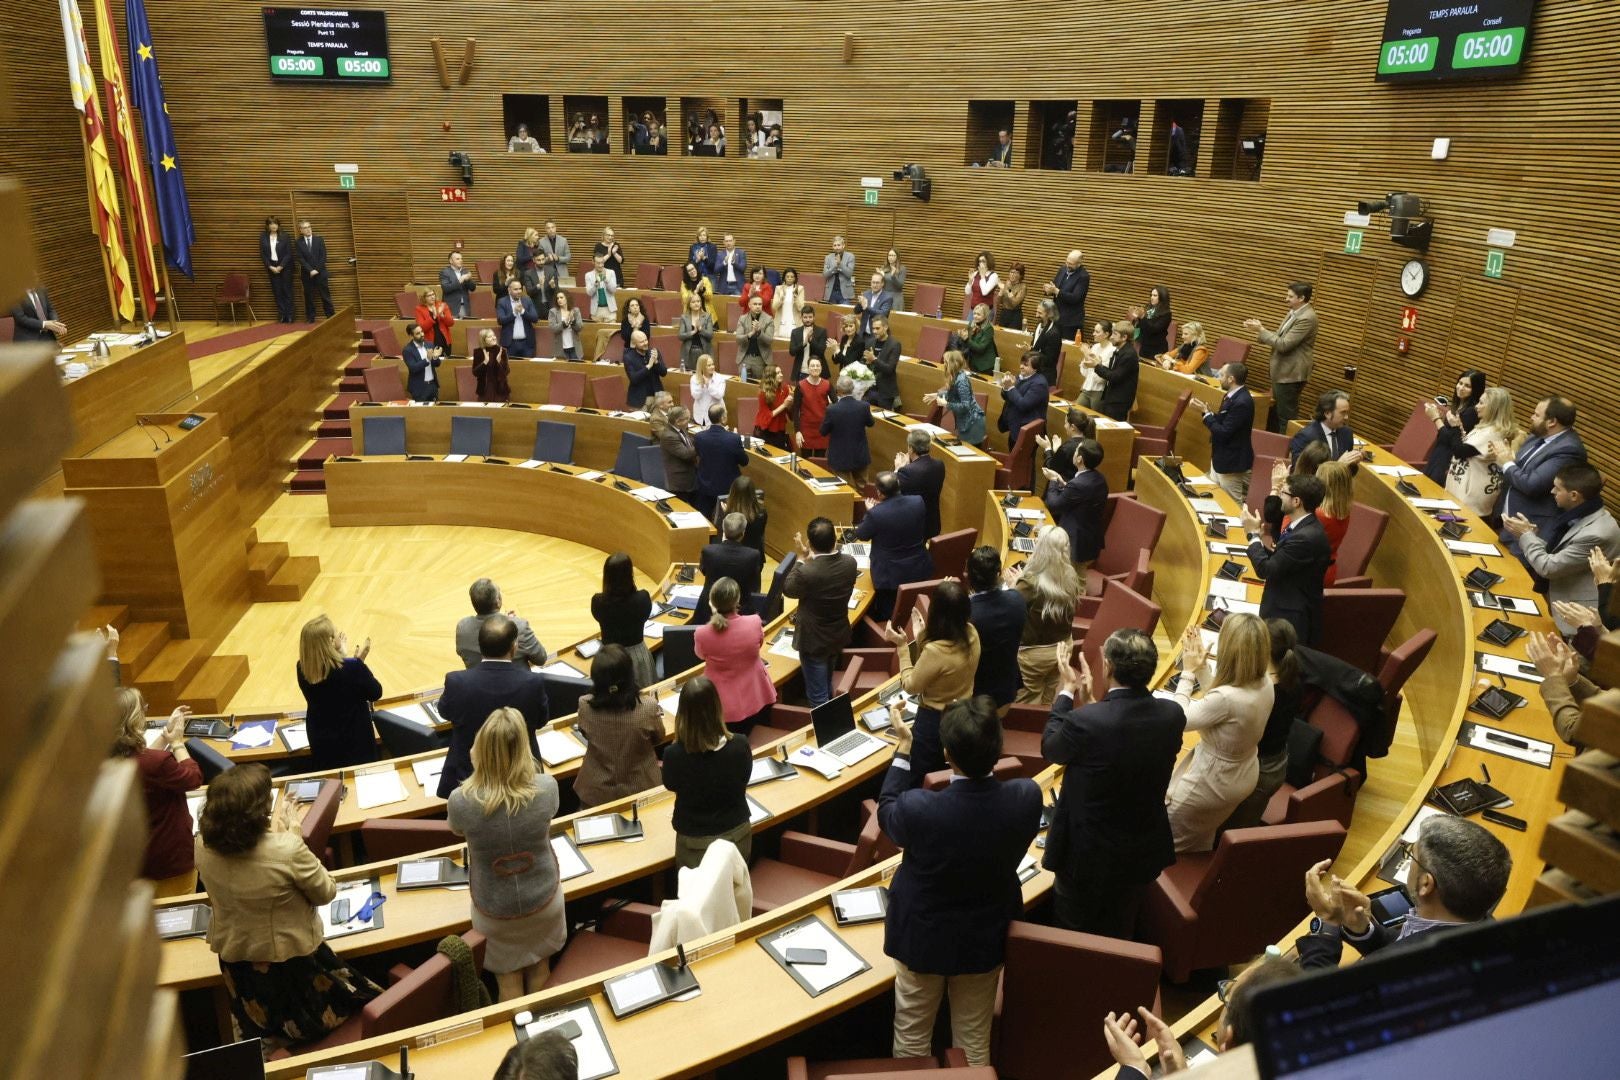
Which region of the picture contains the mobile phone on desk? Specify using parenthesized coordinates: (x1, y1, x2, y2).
(329, 898, 351, 923)
(550, 1019, 583, 1040)
(1482, 808, 1527, 832)
(786, 948, 828, 965)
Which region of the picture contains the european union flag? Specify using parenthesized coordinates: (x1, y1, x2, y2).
(126, 0, 194, 277)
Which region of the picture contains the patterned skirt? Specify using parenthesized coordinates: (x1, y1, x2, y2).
(219, 943, 383, 1050)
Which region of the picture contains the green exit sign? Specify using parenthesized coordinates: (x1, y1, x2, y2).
(339, 173, 355, 189)
(1484, 250, 1504, 279)
(1344, 230, 1363, 254)
(863, 189, 878, 206)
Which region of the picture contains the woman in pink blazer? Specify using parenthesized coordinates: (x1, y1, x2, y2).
(694, 577, 778, 729)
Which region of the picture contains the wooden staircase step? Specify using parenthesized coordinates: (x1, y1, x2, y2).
(257, 555, 320, 601)
(316, 419, 352, 438)
(288, 469, 327, 493)
(178, 655, 250, 713)
(246, 540, 290, 588)
(324, 392, 366, 419)
(298, 437, 352, 469)
(1558, 749, 1620, 833)
(77, 604, 131, 634)
(116, 622, 171, 683)
(131, 638, 210, 712)
(338, 374, 368, 393)
(1539, 810, 1620, 894)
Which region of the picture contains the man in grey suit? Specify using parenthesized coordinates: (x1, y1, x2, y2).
(822, 235, 855, 304)
(1244, 281, 1318, 433)
(784, 517, 860, 707)
(455, 578, 548, 669)
(439, 251, 476, 318)
(537, 220, 570, 304)
(1504, 463, 1620, 633)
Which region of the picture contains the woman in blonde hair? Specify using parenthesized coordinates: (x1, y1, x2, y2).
(110, 688, 201, 893)
(963, 301, 999, 375)
(296, 614, 382, 772)
(1009, 525, 1079, 703)
(925, 350, 987, 447)
(662, 677, 753, 868)
(1157, 321, 1210, 375)
(690, 353, 726, 428)
(448, 707, 564, 1000)
(1445, 385, 1522, 517)
(1165, 614, 1275, 852)
(1314, 461, 1354, 586)
(695, 577, 777, 730)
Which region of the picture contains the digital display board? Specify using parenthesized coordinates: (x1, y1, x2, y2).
(1377, 1, 1535, 82)
(263, 8, 391, 81)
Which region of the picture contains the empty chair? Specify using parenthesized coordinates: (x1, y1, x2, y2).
(541, 673, 593, 719)
(634, 263, 662, 290)
(449, 415, 493, 456)
(464, 326, 485, 357)
(532, 420, 576, 464)
(1385, 401, 1439, 467)
(1333, 502, 1389, 588)
(1075, 579, 1162, 687)
(1316, 588, 1405, 673)
(545, 902, 660, 985)
(1208, 336, 1250, 370)
(185, 738, 234, 781)
(454, 366, 478, 402)
(529, 326, 558, 358)
(359, 818, 457, 861)
(361, 415, 407, 456)
(1140, 820, 1346, 981)
(928, 528, 978, 580)
(760, 551, 797, 620)
(474, 258, 500, 283)
(799, 271, 825, 301)
(610, 430, 643, 479)
(1250, 428, 1289, 460)
(1087, 495, 1168, 596)
(371, 323, 402, 357)
(637, 444, 669, 488)
(992, 921, 1163, 1080)
(549, 370, 587, 407)
(1073, 549, 1153, 632)
(735, 396, 759, 436)
(650, 331, 681, 362)
(715, 337, 739, 374)
(830, 651, 888, 698)
(394, 290, 419, 319)
(213, 272, 255, 323)
(992, 419, 1045, 491)
(591, 375, 629, 413)
(468, 290, 497, 320)
(659, 625, 700, 679)
(299, 779, 343, 864)
(362, 365, 407, 403)
(1367, 627, 1438, 755)
(921, 756, 1024, 789)
(749, 807, 895, 915)
(650, 294, 683, 325)
(1260, 705, 1365, 830)
(1133, 390, 1191, 463)
(599, 335, 626, 363)
(915, 323, 951, 363)
(1246, 453, 1282, 515)
(912, 282, 945, 318)
(824, 307, 845, 340)
(373, 709, 447, 757)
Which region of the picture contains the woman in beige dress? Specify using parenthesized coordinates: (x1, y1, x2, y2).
(1165, 614, 1275, 852)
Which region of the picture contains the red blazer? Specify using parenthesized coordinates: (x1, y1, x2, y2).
(416, 302, 455, 340)
(137, 748, 204, 880)
(741, 281, 774, 314)
(696, 613, 777, 723)
(757, 383, 791, 434)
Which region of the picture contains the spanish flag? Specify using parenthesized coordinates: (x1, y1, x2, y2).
(93, 0, 161, 320)
(58, 0, 134, 322)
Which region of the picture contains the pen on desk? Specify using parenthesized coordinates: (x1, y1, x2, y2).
(1480, 762, 1492, 784)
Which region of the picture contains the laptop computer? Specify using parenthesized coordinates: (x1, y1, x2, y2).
(1249, 894, 1620, 1079)
(811, 693, 887, 766)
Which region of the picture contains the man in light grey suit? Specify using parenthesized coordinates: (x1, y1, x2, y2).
(537, 220, 571, 304)
(455, 578, 548, 669)
(1244, 281, 1318, 433)
(439, 251, 476, 318)
(1504, 463, 1620, 634)
(823, 234, 855, 304)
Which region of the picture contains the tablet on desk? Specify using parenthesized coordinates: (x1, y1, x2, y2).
(154, 903, 211, 940)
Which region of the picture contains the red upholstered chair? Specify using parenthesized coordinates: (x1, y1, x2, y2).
(1250, 428, 1288, 459)
(1132, 390, 1191, 465)
(299, 779, 343, 867)
(464, 326, 485, 357)
(992, 419, 1045, 491)
(1261, 694, 1366, 830)
(394, 290, 420, 319)
(1086, 495, 1167, 597)
(213, 272, 255, 324)
(362, 365, 408, 403)
(1333, 502, 1389, 588)
(727, 304, 747, 333)
(371, 324, 402, 357)
(359, 818, 457, 861)
(1139, 821, 1347, 982)
(455, 366, 478, 402)
(599, 335, 626, 363)
(549, 370, 586, 407)
(928, 528, 978, 579)
(1208, 336, 1250, 370)
(835, 648, 897, 697)
(634, 263, 663, 290)
(735, 396, 759, 435)
(823, 307, 846, 340)
(545, 901, 660, 986)
(1075, 579, 1162, 686)
(649, 331, 680, 362)
(785, 1050, 974, 1080)
(746, 702, 817, 751)
(750, 804, 896, 915)
(679, 385, 694, 416)
(1376, 627, 1437, 723)
(800, 271, 826, 301)
(566, 289, 590, 316)
(1385, 402, 1439, 467)
(1247, 454, 1281, 515)
(715, 337, 739, 373)
(912, 283, 945, 318)
(662, 264, 686, 293)
(999, 705, 1048, 777)
(857, 578, 942, 644)
(650, 294, 683, 325)
(590, 375, 628, 412)
(469, 289, 497, 320)
(992, 921, 1163, 1080)
(474, 258, 499, 283)
(0, 316, 16, 342)
(1073, 549, 1152, 631)
(1317, 588, 1405, 674)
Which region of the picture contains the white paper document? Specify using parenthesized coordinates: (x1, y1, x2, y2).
(319, 879, 382, 939)
(1207, 578, 1251, 601)
(1446, 540, 1501, 557)
(668, 512, 713, 529)
(1401, 805, 1448, 844)
(354, 768, 408, 809)
(517, 458, 544, 468)
(1208, 596, 1261, 616)
(1368, 464, 1420, 477)
(1209, 542, 1250, 556)
(767, 920, 866, 994)
(410, 754, 447, 791)
(631, 485, 674, 501)
(1410, 497, 1461, 510)
(642, 621, 665, 640)
(145, 728, 166, 749)
(1476, 652, 1544, 683)
(767, 634, 801, 661)
(230, 723, 276, 749)
(280, 722, 309, 751)
(1468, 592, 1540, 615)
(659, 691, 681, 716)
(539, 659, 587, 680)
(577, 470, 604, 481)
(1463, 721, 1554, 767)
(791, 744, 844, 779)
(1187, 498, 1225, 514)
(553, 835, 591, 881)
(389, 703, 440, 728)
(669, 584, 704, 602)
(1005, 508, 1043, 520)
(536, 728, 586, 766)
(442, 453, 469, 463)
(520, 1003, 616, 1080)
(748, 795, 773, 824)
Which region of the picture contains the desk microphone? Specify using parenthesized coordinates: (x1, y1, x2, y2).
(134, 417, 161, 451)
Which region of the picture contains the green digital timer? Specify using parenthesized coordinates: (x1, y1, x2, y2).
(1378, 36, 1439, 75)
(1453, 27, 1526, 69)
(270, 54, 324, 77)
(338, 56, 390, 79)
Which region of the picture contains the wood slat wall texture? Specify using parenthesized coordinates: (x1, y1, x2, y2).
(6, 2, 1618, 478)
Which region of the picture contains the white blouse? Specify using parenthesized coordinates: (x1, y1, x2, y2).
(774, 285, 803, 338)
(691, 372, 727, 427)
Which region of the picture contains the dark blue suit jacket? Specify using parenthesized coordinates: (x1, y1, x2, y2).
(622, 346, 667, 408)
(970, 587, 1027, 707)
(402, 340, 441, 401)
(1000, 372, 1051, 444)
(713, 247, 746, 293)
(1249, 513, 1333, 645)
(496, 295, 539, 353)
(855, 494, 935, 589)
(879, 760, 1041, 975)
(856, 288, 894, 337)
(1203, 386, 1256, 474)
(1497, 429, 1588, 530)
(821, 396, 874, 473)
(1288, 420, 1353, 462)
(694, 425, 748, 504)
(297, 234, 328, 275)
(1043, 468, 1109, 563)
(435, 660, 550, 798)
(897, 455, 946, 538)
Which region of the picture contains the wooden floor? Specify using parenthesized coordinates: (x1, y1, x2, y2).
(217, 492, 656, 712)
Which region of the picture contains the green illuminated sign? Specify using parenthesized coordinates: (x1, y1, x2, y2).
(1378, 37, 1439, 75)
(270, 54, 324, 77)
(1453, 27, 1525, 70)
(338, 56, 390, 79)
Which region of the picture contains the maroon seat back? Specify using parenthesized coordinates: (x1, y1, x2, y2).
(474, 258, 499, 283)
(922, 756, 1022, 790)
(634, 263, 662, 290)
(998, 419, 1045, 490)
(928, 528, 978, 579)
(649, 331, 680, 362)
(1388, 402, 1439, 466)
(1096, 496, 1167, 579)
(890, 578, 943, 627)
(590, 376, 628, 412)
(464, 326, 485, 357)
(824, 307, 846, 340)
(360, 931, 488, 1039)
(735, 396, 759, 435)
(1317, 588, 1405, 673)
(800, 271, 826, 301)
(1336, 502, 1389, 581)
(914, 324, 950, 363)
(650, 294, 683, 325)
(715, 337, 739, 372)
(359, 818, 458, 860)
(549, 370, 586, 407)
(1250, 429, 1288, 459)
(1208, 336, 1250, 370)
(0, 317, 14, 343)
(1078, 579, 1162, 683)
(599, 335, 626, 363)
(217, 272, 250, 302)
(1247, 453, 1281, 514)
(455, 366, 478, 402)
(371, 324, 402, 357)
(1373, 627, 1437, 745)
(995, 921, 1163, 1080)
(912, 283, 945, 318)
(469, 289, 497, 320)
(299, 779, 343, 861)
(394, 290, 420, 319)
(362, 365, 407, 403)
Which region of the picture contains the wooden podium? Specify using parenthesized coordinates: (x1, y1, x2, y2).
(61, 412, 252, 645)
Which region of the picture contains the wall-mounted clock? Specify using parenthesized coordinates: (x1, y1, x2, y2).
(1400, 259, 1430, 298)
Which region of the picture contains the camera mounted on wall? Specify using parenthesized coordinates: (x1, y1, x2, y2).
(1357, 192, 1431, 250)
(891, 163, 931, 202)
(447, 151, 474, 186)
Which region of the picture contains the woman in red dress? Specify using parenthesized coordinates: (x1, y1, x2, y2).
(1314, 461, 1354, 586)
(415, 287, 457, 356)
(755, 364, 792, 449)
(740, 266, 774, 315)
(792, 357, 833, 457)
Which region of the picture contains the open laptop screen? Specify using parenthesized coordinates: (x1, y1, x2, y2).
(810, 693, 857, 747)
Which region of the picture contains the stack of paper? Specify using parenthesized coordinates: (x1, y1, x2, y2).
(764, 919, 867, 995)
(631, 485, 675, 501)
(354, 768, 408, 809)
(410, 754, 447, 791)
(389, 702, 440, 728)
(577, 470, 605, 481)
(229, 719, 278, 750)
(536, 729, 586, 767)
(1188, 498, 1225, 514)
(517, 459, 544, 469)
(442, 453, 469, 463)
(539, 659, 587, 680)
(668, 511, 713, 529)
(1207, 579, 1252, 601)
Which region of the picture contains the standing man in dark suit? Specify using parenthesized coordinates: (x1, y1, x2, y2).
(895, 429, 945, 538)
(694, 403, 748, 517)
(854, 271, 894, 338)
(435, 615, 551, 798)
(402, 324, 442, 403)
(1043, 249, 1090, 344)
(260, 216, 295, 323)
(714, 233, 746, 295)
(1042, 630, 1186, 937)
(856, 471, 937, 620)
(536, 220, 570, 307)
(1095, 320, 1140, 422)
(296, 219, 335, 321)
(788, 304, 832, 383)
(1244, 281, 1317, 433)
(966, 547, 1025, 709)
(1042, 439, 1109, 574)
(439, 250, 476, 318)
(690, 513, 763, 624)
(1288, 389, 1362, 464)
(496, 279, 540, 359)
(1242, 473, 1332, 644)
(10, 285, 65, 344)
(1486, 396, 1588, 551)
(997, 351, 1050, 454)
(622, 329, 668, 409)
(879, 696, 1041, 1065)
(864, 316, 902, 410)
(1193, 361, 1256, 503)
(658, 406, 699, 506)
(785, 517, 860, 706)
(822, 376, 875, 490)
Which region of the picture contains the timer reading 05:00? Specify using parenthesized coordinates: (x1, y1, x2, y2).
(1378, 36, 1439, 74)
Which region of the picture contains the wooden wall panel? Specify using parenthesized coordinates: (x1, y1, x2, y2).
(5, 1, 1619, 486)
